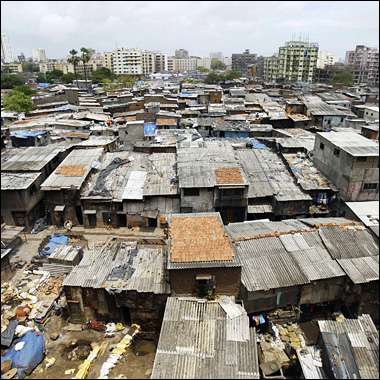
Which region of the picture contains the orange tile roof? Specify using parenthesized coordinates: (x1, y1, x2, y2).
(215, 167, 244, 185)
(156, 118, 177, 126)
(56, 165, 86, 177)
(170, 215, 235, 263)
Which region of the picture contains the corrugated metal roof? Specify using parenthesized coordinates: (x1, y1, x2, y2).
(41, 148, 103, 190)
(318, 315, 379, 380)
(345, 201, 379, 228)
(337, 256, 379, 284)
(63, 239, 170, 294)
(319, 226, 379, 259)
(151, 297, 259, 379)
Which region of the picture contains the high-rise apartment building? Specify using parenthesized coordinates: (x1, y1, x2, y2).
(104, 52, 113, 72)
(196, 57, 212, 70)
(1, 33, 13, 63)
(175, 49, 189, 59)
(32, 48, 47, 62)
(112, 48, 143, 75)
(317, 51, 337, 69)
(278, 41, 318, 83)
(167, 57, 175, 72)
(232, 49, 257, 76)
(345, 45, 379, 86)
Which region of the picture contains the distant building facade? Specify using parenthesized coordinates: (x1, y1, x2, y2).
(232, 49, 257, 76)
(1, 33, 13, 63)
(345, 45, 379, 86)
(175, 49, 189, 59)
(32, 48, 47, 63)
(317, 51, 337, 69)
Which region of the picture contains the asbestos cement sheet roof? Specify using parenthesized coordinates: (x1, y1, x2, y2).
(1, 145, 66, 172)
(318, 226, 379, 259)
(236, 237, 309, 291)
(337, 256, 379, 284)
(63, 239, 170, 294)
(226, 219, 310, 241)
(345, 201, 379, 229)
(41, 148, 103, 190)
(151, 297, 259, 379)
(316, 131, 379, 157)
(122, 170, 147, 200)
(1, 171, 41, 190)
(169, 213, 236, 264)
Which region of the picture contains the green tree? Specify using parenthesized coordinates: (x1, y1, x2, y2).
(68, 49, 81, 86)
(80, 47, 92, 91)
(197, 66, 209, 73)
(22, 62, 39, 72)
(330, 69, 353, 86)
(118, 74, 136, 88)
(224, 70, 241, 80)
(1, 74, 25, 89)
(3, 89, 34, 113)
(211, 58, 226, 70)
(62, 73, 78, 83)
(36, 73, 46, 83)
(204, 71, 223, 84)
(45, 69, 64, 83)
(92, 67, 114, 83)
(13, 85, 36, 96)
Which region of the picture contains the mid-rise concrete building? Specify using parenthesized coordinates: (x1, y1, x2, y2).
(103, 52, 113, 72)
(32, 48, 47, 63)
(174, 57, 198, 73)
(313, 131, 379, 201)
(196, 57, 212, 70)
(154, 52, 168, 73)
(210, 52, 223, 60)
(232, 49, 257, 76)
(263, 55, 279, 82)
(112, 48, 143, 75)
(277, 41, 319, 83)
(345, 45, 379, 86)
(317, 51, 337, 69)
(142, 51, 155, 74)
(1, 62, 23, 74)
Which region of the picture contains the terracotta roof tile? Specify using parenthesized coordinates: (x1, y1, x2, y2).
(215, 167, 244, 185)
(170, 214, 235, 263)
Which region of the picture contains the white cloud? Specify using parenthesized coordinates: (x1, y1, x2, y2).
(1, 0, 378, 59)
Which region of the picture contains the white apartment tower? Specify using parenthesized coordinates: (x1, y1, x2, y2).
(317, 51, 337, 69)
(32, 48, 47, 62)
(1, 33, 13, 63)
(112, 48, 143, 75)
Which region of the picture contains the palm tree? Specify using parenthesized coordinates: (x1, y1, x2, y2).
(68, 49, 80, 87)
(80, 47, 92, 92)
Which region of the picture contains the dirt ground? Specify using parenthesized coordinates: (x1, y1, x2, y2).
(3, 228, 158, 379)
(28, 315, 156, 379)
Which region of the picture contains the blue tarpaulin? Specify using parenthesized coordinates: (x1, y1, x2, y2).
(144, 123, 157, 137)
(39, 234, 69, 257)
(37, 83, 49, 88)
(247, 138, 267, 150)
(1, 330, 45, 379)
(11, 130, 47, 139)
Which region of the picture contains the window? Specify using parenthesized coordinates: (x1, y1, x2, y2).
(319, 142, 325, 150)
(357, 157, 367, 162)
(363, 183, 378, 191)
(333, 148, 340, 157)
(341, 117, 344, 122)
(184, 188, 200, 196)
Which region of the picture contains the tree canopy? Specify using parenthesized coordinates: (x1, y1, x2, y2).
(12, 85, 36, 96)
(197, 66, 209, 73)
(3, 89, 34, 113)
(210, 58, 226, 71)
(329, 69, 353, 86)
(204, 70, 241, 84)
(22, 62, 40, 73)
(1, 74, 25, 89)
(91, 67, 114, 83)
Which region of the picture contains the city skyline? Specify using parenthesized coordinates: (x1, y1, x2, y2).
(1, 1, 379, 60)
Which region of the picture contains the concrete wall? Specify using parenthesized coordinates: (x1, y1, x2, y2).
(170, 267, 241, 297)
(180, 188, 214, 212)
(313, 135, 379, 201)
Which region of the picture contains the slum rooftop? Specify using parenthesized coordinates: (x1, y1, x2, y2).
(151, 296, 259, 379)
(226, 217, 379, 290)
(168, 212, 239, 268)
(316, 131, 379, 157)
(63, 239, 170, 294)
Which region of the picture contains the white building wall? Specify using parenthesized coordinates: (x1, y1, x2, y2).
(112, 48, 143, 75)
(317, 51, 337, 69)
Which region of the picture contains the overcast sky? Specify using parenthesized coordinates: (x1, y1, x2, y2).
(2, 1, 379, 60)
